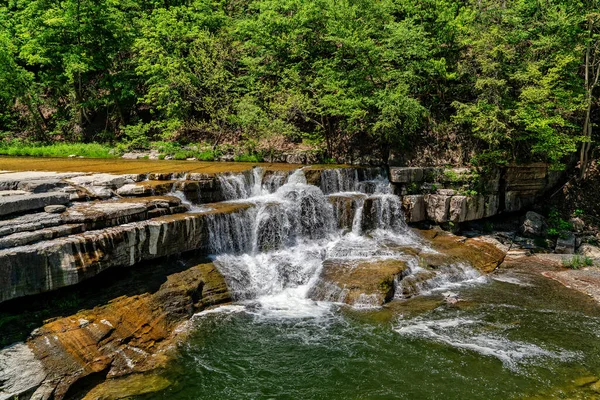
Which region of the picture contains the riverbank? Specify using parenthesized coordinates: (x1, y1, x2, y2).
(2, 157, 600, 399)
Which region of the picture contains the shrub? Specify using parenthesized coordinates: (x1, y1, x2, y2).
(562, 255, 593, 269)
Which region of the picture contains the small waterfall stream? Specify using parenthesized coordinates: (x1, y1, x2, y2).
(205, 167, 482, 314)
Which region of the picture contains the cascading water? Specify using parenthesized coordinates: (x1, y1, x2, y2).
(204, 166, 483, 315)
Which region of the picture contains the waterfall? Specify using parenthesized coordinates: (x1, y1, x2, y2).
(203, 167, 480, 314)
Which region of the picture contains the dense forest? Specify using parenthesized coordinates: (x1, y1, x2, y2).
(0, 0, 599, 168)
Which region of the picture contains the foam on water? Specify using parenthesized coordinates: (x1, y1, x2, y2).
(206, 167, 486, 318)
(394, 315, 579, 370)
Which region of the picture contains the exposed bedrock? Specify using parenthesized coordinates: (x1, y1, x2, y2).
(390, 163, 564, 223)
(308, 259, 410, 307)
(309, 230, 507, 307)
(0, 201, 252, 303)
(0, 262, 231, 400)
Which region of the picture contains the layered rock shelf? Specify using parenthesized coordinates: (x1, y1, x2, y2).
(0, 262, 231, 399)
(0, 160, 563, 305)
(390, 163, 563, 223)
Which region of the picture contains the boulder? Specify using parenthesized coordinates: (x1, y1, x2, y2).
(520, 211, 547, 237)
(570, 217, 585, 232)
(555, 233, 576, 254)
(308, 259, 409, 306)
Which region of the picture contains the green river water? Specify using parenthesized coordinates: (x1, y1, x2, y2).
(136, 266, 600, 400)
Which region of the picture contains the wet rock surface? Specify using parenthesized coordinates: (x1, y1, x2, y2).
(0, 262, 231, 400)
(309, 259, 409, 306)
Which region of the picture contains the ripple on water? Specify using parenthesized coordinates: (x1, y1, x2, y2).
(393, 313, 581, 371)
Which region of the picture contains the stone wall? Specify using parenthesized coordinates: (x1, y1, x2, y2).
(389, 164, 564, 224)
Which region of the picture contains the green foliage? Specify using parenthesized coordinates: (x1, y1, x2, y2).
(548, 209, 573, 237)
(574, 209, 585, 217)
(0, 141, 116, 158)
(562, 255, 594, 269)
(0, 0, 597, 163)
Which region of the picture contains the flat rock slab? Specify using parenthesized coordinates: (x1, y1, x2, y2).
(0, 190, 28, 197)
(0, 172, 83, 191)
(0, 212, 62, 238)
(116, 180, 177, 197)
(0, 192, 70, 217)
(543, 268, 600, 304)
(309, 258, 409, 306)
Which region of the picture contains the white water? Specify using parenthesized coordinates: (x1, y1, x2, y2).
(202, 167, 484, 318)
(394, 314, 579, 370)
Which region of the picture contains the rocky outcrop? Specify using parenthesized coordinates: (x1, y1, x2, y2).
(0, 262, 231, 400)
(389, 164, 563, 225)
(401, 195, 426, 222)
(0, 192, 71, 217)
(309, 259, 409, 306)
(0, 201, 252, 303)
(328, 194, 365, 231)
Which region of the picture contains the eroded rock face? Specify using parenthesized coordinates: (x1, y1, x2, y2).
(0, 263, 230, 400)
(402, 195, 426, 222)
(0, 192, 71, 217)
(426, 231, 507, 273)
(520, 211, 547, 237)
(309, 259, 409, 306)
(0, 201, 252, 303)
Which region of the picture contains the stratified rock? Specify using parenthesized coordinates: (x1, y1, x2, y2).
(117, 181, 176, 197)
(17, 179, 68, 193)
(402, 195, 426, 222)
(0, 212, 62, 238)
(0, 192, 70, 217)
(0, 263, 230, 400)
(449, 196, 467, 223)
(555, 233, 576, 254)
(44, 204, 67, 214)
(425, 194, 451, 223)
(389, 167, 424, 184)
(0, 202, 251, 303)
(0, 172, 83, 191)
(520, 211, 547, 237)
(308, 259, 409, 306)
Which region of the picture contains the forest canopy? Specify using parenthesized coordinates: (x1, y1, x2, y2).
(0, 0, 599, 167)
